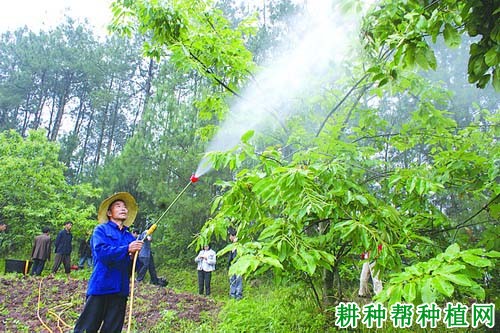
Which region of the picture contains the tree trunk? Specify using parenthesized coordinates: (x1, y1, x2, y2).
(131, 58, 155, 137)
(34, 71, 48, 130)
(93, 77, 114, 172)
(106, 89, 121, 159)
(50, 73, 73, 141)
(47, 92, 57, 139)
(93, 103, 109, 171)
(77, 108, 95, 179)
(21, 93, 32, 137)
(72, 93, 87, 136)
(323, 268, 335, 306)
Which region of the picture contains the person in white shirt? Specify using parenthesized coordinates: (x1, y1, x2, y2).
(195, 244, 216, 296)
(358, 248, 383, 297)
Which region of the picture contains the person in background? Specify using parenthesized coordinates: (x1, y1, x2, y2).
(228, 228, 243, 300)
(73, 192, 143, 333)
(131, 229, 139, 238)
(31, 226, 51, 276)
(358, 244, 383, 298)
(0, 221, 6, 258)
(78, 230, 92, 269)
(195, 243, 216, 296)
(0, 221, 6, 243)
(50, 221, 73, 279)
(136, 230, 160, 285)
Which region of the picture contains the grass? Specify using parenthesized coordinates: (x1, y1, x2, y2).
(162, 268, 495, 333)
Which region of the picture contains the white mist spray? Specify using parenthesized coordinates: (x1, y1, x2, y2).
(195, 0, 362, 178)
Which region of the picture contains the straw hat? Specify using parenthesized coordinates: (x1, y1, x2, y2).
(97, 192, 138, 227)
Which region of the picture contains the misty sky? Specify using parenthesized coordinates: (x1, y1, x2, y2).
(0, 0, 112, 35)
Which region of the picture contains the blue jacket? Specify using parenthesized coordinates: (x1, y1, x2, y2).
(87, 221, 136, 297)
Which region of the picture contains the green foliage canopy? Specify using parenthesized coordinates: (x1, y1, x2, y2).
(377, 243, 500, 305)
(110, 0, 258, 131)
(362, 0, 500, 90)
(0, 130, 99, 254)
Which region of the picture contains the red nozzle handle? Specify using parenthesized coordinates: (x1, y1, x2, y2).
(190, 174, 199, 183)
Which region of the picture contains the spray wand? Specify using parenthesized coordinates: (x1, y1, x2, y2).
(127, 173, 199, 333)
(140, 174, 199, 239)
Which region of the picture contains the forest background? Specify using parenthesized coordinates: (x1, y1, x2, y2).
(0, 0, 498, 331)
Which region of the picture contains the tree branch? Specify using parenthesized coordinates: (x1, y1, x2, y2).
(315, 73, 370, 137)
(424, 193, 500, 235)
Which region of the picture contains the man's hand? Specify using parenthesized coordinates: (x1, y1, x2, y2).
(128, 240, 144, 253)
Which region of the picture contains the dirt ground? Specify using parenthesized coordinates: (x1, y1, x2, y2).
(0, 275, 219, 332)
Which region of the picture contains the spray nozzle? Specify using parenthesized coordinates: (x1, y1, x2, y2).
(190, 174, 199, 183)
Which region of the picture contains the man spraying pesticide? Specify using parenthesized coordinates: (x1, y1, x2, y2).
(74, 192, 143, 333)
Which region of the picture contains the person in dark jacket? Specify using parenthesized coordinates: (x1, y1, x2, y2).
(50, 221, 73, 279)
(31, 226, 51, 276)
(136, 230, 160, 285)
(78, 231, 92, 269)
(73, 192, 143, 333)
(228, 228, 243, 300)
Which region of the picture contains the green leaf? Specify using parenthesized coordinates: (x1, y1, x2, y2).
(484, 47, 499, 67)
(428, 11, 442, 42)
(461, 253, 491, 267)
(415, 15, 428, 30)
(432, 277, 454, 297)
(469, 283, 486, 301)
(403, 44, 416, 67)
(493, 68, 500, 92)
(210, 196, 223, 214)
(488, 203, 500, 219)
(345, 190, 353, 204)
(258, 224, 280, 241)
(421, 278, 436, 303)
(390, 272, 413, 284)
(300, 251, 317, 275)
(378, 77, 389, 87)
(415, 47, 430, 70)
(443, 23, 461, 48)
(444, 243, 460, 256)
(425, 47, 437, 70)
(438, 273, 473, 286)
(388, 175, 402, 188)
(290, 253, 306, 271)
(483, 250, 500, 258)
(403, 282, 417, 302)
(230, 255, 260, 275)
(408, 177, 417, 194)
(259, 256, 284, 269)
(319, 251, 336, 266)
(406, 265, 423, 276)
(241, 130, 255, 143)
(388, 284, 402, 305)
(416, 178, 426, 195)
(439, 264, 465, 274)
(354, 194, 368, 206)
